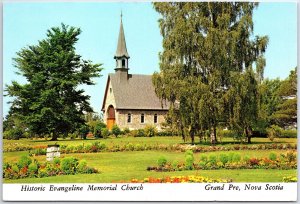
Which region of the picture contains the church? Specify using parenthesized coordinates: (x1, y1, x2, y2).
(101, 16, 169, 130)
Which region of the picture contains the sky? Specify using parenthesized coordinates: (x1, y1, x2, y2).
(2, 2, 298, 117)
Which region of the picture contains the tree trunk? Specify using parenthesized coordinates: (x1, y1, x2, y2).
(50, 132, 58, 141)
(190, 130, 195, 145)
(246, 127, 252, 144)
(210, 127, 217, 145)
(180, 124, 185, 142)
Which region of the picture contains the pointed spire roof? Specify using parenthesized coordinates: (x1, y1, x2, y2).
(114, 12, 130, 59)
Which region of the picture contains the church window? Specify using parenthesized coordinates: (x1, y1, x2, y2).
(110, 88, 112, 93)
(141, 113, 145, 123)
(122, 59, 126, 68)
(127, 113, 131, 123)
(154, 114, 158, 124)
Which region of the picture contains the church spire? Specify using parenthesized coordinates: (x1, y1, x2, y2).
(114, 12, 130, 59)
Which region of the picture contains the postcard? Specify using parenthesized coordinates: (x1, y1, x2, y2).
(2, 1, 298, 201)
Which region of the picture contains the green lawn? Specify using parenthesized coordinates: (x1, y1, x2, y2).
(3, 136, 297, 149)
(3, 150, 297, 183)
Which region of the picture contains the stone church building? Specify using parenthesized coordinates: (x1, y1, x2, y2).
(101, 16, 169, 130)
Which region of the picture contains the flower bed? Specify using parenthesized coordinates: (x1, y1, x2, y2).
(3, 156, 99, 180)
(282, 176, 297, 182)
(147, 151, 297, 172)
(21, 142, 297, 155)
(120, 175, 232, 183)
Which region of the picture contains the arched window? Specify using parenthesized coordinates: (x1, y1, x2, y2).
(127, 113, 131, 123)
(122, 59, 126, 68)
(154, 114, 158, 124)
(141, 113, 145, 123)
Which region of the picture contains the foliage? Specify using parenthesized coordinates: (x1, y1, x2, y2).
(101, 128, 110, 139)
(271, 68, 297, 128)
(79, 124, 89, 140)
(3, 156, 98, 180)
(266, 125, 282, 141)
(219, 154, 229, 165)
(3, 128, 24, 140)
(126, 175, 232, 183)
(144, 125, 157, 137)
(60, 157, 79, 175)
(111, 124, 121, 137)
(148, 151, 297, 172)
(280, 129, 297, 138)
(5, 24, 102, 140)
(282, 176, 297, 182)
(153, 2, 268, 145)
(17, 155, 32, 169)
(157, 156, 167, 167)
(269, 152, 277, 161)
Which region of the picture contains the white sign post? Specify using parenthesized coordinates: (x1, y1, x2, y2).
(46, 144, 60, 161)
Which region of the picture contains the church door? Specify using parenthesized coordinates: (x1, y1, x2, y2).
(107, 105, 116, 130)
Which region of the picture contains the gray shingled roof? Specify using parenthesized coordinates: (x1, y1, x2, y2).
(108, 73, 169, 110)
(114, 18, 130, 59)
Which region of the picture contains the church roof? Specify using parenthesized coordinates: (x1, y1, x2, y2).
(114, 17, 130, 59)
(102, 73, 169, 111)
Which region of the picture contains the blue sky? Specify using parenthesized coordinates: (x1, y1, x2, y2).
(3, 2, 297, 117)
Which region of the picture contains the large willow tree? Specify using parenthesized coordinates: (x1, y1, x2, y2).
(153, 2, 268, 144)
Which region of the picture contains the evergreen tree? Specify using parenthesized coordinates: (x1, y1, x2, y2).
(5, 24, 102, 140)
(153, 2, 268, 144)
(271, 67, 297, 127)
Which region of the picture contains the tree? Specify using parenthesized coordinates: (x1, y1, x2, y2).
(256, 78, 281, 132)
(271, 67, 297, 127)
(153, 2, 268, 144)
(5, 24, 102, 141)
(225, 69, 258, 143)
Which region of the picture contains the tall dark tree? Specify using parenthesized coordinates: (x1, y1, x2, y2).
(153, 2, 268, 144)
(5, 24, 102, 140)
(271, 67, 297, 127)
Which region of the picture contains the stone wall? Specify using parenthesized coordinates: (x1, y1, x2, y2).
(116, 109, 168, 130)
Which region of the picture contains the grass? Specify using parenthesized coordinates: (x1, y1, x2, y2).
(3, 150, 297, 183)
(3, 136, 297, 149)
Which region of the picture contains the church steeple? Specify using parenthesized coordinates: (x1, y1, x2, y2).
(114, 12, 130, 71)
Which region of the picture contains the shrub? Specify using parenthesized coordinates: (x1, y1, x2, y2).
(77, 160, 88, 173)
(266, 125, 282, 141)
(185, 155, 194, 170)
(144, 125, 157, 137)
(232, 153, 241, 163)
(137, 129, 145, 137)
(243, 155, 250, 163)
(172, 160, 179, 169)
(185, 150, 194, 158)
(12, 164, 19, 173)
(3, 128, 24, 140)
(208, 154, 217, 165)
(219, 154, 229, 165)
(112, 124, 121, 137)
(79, 124, 89, 140)
(200, 155, 208, 163)
(280, 129, 297, 138)
(157, 156, 167, 167)
(101, 128, 110, 139)
(17, 155, 32, 169)
(61, 157, 79, 175)
(28, 163, 38, 175)
(94, 122, 106, 138)
(286, 151, 297, 162)
(53, 157, 61, 165)
(249, 158, 260, 166)
(123, 127, 130, 135)
(269, 152, 277, 161)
